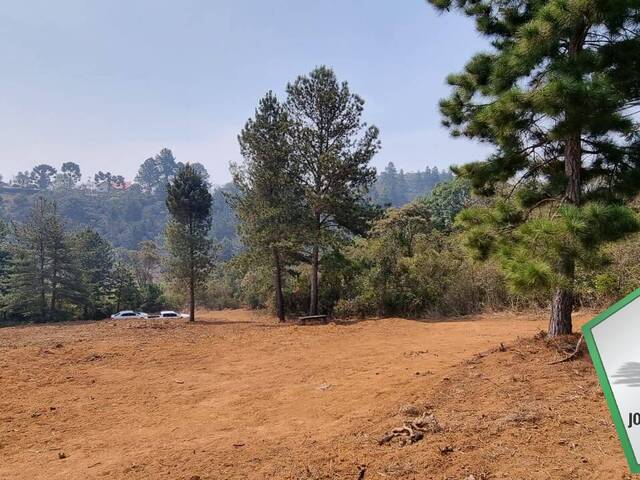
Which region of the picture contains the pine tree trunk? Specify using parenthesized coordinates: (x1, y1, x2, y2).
(189, 281, 195, 322)
(50, 250, 58, 322)
(189, 265, 195, 322)
(549, 288, 573, 336)
(189, 223, 195, 322)
(273, 247, 285, 322)
(548, 132, 582, 337)
(545, 18, 587, 337)
(309, 244, 319, 316)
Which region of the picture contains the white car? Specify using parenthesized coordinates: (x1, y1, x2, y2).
(160, 310, 188, 318)
(110, 310, 148, 319)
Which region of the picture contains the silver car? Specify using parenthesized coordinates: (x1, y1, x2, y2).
(110, 310, 148, 319)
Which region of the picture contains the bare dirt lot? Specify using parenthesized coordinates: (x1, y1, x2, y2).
(0, 309, 629, 479)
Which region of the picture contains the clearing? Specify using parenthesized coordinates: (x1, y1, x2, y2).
(0, 309, 628, 479)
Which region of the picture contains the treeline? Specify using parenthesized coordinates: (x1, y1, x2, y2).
(0, 149, 238, 256)
(1, 156, 443, 256)
(206, 0, 640, 341)
(5, 0, 640, 340)
(0, 198, 166, 322)
(370, 162, 453, 207)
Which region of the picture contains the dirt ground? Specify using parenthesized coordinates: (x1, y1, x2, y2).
(0, 309, 629, 479)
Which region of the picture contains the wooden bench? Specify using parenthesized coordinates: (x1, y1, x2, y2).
(297, 314, 328, 325)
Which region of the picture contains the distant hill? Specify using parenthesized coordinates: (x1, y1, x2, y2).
(370, 162, 453, 207)
(0, 164, 451, 257)
(0, 184, 240, 260)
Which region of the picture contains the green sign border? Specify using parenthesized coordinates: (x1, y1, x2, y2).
(582, 288, 640, 474)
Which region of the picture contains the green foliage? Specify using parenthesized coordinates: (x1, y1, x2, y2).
(73, 228, 115, 319)
(232, 91, 307, 319)
(371, 201, 432, 256)
(286, 66, 381, 314)
(430, 0, 640, 333)
(372, 163, 454, 207)
(457, 200, 640, 296)
(1, 198, 84, 321)
(165, 164, 215, 320)
(334, 228, 510, 319)
(94, 171, 125, 190)
(31, 164, 57, 190)
(135, 157, 161, 193)
(110, 261, 141, 311)
(420, 177, 472, 231)
(55, 162, 81, 190)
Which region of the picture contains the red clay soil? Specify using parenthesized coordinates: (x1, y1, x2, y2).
(0, 309, 628, 479)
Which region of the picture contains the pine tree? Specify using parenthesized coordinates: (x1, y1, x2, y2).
(31, 164, 57, 190)
(110, 261, 140, 312)
(94, 171, 125, 191)
(135, 158, 161, 193)
(73, 228, 115, 319)
(46, 203, 83, 319)
(430, 0, 640, 335)
(0, 220, 11, 320)
(155, 148, 179, 186)
(165, 164, 214, 321)
(59, 162, 81, 189)
(2, 198, 82, 321)
(232, 91, 306, 321)
(286, 66, 381, 315)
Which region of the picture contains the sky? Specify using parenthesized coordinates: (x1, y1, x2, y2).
(0, 0, 492, 186)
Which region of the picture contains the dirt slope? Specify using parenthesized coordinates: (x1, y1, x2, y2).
(0, 309, 626, 479)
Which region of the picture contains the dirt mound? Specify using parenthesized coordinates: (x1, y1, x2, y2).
(355, 333, 629, 480)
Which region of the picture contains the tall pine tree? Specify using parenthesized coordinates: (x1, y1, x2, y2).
(2, 198, 82, 321)
(430, 0, 640, 335)
(286, 66, 381, 315)
(165, 164, 214, 321)
(73, 228, 115, 319)
(233, 91, 306, 321)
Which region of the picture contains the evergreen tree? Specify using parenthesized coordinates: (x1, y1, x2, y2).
(130, 240, 161, 287)
(378, 162, 399, 206)
(135, 157, 161, 193)
(286, 66, 380, 315)
(2, 198, 82, 321)
(46, 203, 83, 319)
(110, 261, 140, 312)
(430, 0, 640, 335)
(12, 171, 34, 188)
(190, 163, 210, 187)
(397, 169, 409, 206)
(0, 220, 11, 319)
(94, 171, 125, 191)
(155, 148, 179, 186)
(31, 164, 57, 190)
(233, 91, 306, 321)
(165, 164, 214, 321)
(58, 162, 81, 189)
(73, 228, 114, 319)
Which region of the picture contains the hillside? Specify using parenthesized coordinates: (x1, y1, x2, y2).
(0, 165, 451, 255)
(0, 184, 239, 258)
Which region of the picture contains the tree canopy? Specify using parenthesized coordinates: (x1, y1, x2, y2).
(429, 0, 640, 335)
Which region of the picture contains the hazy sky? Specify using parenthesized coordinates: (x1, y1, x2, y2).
(0, 0, 492, 186)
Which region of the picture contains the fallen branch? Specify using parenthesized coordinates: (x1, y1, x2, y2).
(378, 413, 439, 445)
(549, 335, 584, 365)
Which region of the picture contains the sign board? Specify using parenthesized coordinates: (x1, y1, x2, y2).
(583, 289, 640, 473)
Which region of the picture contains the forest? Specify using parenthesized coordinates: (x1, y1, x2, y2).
(0, 147, 454, 323)
(0, 0, 639, 340)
